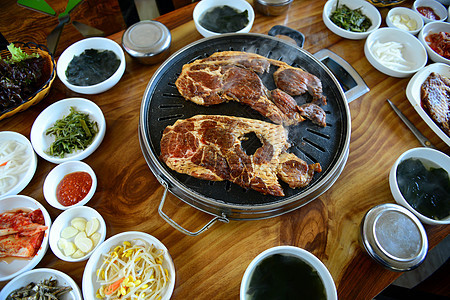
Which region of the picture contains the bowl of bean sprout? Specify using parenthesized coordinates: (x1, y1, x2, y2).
(0, 131, 37, 198)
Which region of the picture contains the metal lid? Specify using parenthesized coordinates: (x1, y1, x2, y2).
(256, 0, 293, 5)
(122, 20, 171, 58)
(360, 203, 428, 271)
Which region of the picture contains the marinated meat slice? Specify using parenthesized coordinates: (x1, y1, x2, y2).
(421, 72, 450, 136)
(297, 103, 327, 127)
(277, 153, 322, 188)
(270, 89, 304, 126)
(175, 51, 327, 126)
(273, 64, 327, 105)
(160, 115, 322, 196)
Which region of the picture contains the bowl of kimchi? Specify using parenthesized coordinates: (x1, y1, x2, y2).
(0, 195, 51, 281)
(418, 22, 450, 64)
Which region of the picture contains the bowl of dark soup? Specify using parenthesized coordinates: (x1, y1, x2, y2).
(240, 246, 337, 300)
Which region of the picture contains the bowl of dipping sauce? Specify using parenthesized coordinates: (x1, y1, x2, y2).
(44, 161, 97, 210)
(323, 0, 381, 40)
(389, 147, 450, 225)
(386, 7, 424, 35)
(240, 246, 337, 300)
(193, 0, 255, 38)
(418, 21, 450, 64)
(413, 0, 448, 23)
(57, 37, 126, 94)
(364, 27, 427, 78)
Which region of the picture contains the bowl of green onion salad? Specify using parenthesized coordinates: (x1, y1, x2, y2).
(30, 98, 106, 164)
(323, 0, 381, 40)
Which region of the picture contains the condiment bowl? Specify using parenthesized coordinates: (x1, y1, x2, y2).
(30, 97, 106, 164)
(322, 0, 381, 40)
(193, 0, 255, 38)
(364, 28, 427, 78)
(418, 21, 450, 64)
(0, 268, 82, 300)
(43, 161, 97, 210)
(240, 246, 337, 300)
(389, 147, 450, 225)
(386, 7, 424, 35)
(0, 195, 51, 281)
(49, 206, 106, 262)
(254, 0, 293, 16)
(57, 37, 126, 94)
(82, 231, 176, 300)
(413, 0, 448, 23)
(0, 131, 37, 198)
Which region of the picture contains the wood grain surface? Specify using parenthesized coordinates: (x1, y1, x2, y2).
(1, 1, 449, 299)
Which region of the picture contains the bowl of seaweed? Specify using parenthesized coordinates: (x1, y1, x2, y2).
(0, 42, 56, 121)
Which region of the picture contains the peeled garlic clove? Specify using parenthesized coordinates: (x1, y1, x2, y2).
(91, 232, 101, 246)
(58, 238, 68, 250)
(76, 237, 93, 253)
(85, 218, 100, 237)
(74, 231, 87, 245)
(63, 242, 76, 256)
(61, 226, 78, 239)
(71, 217, 87, 231)
(72, 249, 86, 259)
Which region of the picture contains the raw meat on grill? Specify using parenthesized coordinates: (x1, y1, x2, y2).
(175, 51, 326, 126)
(160, 115, 322, 196)
(421, 72, 450, 136)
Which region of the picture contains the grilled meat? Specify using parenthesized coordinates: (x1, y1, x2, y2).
(421, 72, 450, 136)
(160, 115, 322, 196)
(175, 51, 326, 126)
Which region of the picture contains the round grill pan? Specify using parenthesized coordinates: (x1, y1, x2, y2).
(139, 32, 351, 221)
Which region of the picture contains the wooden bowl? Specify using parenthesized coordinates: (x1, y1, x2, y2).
(0, 41, 56, 121)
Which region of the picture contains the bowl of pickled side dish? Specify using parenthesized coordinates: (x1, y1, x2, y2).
(323, 0, 381, 40)
(413, 0, 448, 23)
(240, 246, 337, 300)
(418, 22, 450, 64)
(193, 0, 255, 38)
(389, 147, 450, 225)
(57, 37, 125, 94)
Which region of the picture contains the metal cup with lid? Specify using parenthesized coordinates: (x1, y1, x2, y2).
(122, 20, 171, 65)
(360, 203, 428, 271)
(255, 0, 293, 16)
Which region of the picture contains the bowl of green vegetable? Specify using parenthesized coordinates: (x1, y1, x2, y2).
(30, 97, 106, 164)
(0, 42, 56, 121)
(323, 0, 381, 40)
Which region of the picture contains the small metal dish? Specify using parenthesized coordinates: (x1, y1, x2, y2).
(122, 20, 171, 65)
(255, 0, 293, 16)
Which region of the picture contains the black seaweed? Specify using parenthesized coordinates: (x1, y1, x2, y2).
(65, 49, 120, 86)
(199, 5, 249, 34)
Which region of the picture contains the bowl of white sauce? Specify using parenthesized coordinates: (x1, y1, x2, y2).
(364, 27, 427, 78)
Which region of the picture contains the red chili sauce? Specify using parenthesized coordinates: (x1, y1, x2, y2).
(56, 171, 92, 206)
(417, 6, 440, 20)
(425, 32, 450, 59)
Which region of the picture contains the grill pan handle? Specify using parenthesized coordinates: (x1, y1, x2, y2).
(158, 182, 229, 236)
(268, 25, 305, 48)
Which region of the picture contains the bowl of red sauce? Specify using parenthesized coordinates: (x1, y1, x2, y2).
(418, 21, 450, 64)
(43, 161, 97, 210)
(413, 0, 448, 23)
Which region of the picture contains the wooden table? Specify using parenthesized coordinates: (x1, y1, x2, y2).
(1, 1, 449, 299)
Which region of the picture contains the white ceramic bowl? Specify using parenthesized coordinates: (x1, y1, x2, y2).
(57, 37, 126, 94)
(418, 21, 450, 64)
(240, 246, 337, 300)
(82, 231, 176, 300)
(413, 0, 448, 23)
(43, 161, 97, 210)
(193, 0, 255, 38)
(386, 7, 424, 35)
(49, 206, 106, 262)
(30, 98, 106, 164)
(0, 268, 82, 300)
(0, 131, 37, 198)
(323, 0, 381, 40)
(389, 147, 450, 225)
(0, 195, 51, 281)
(364, 27, 427, 78)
